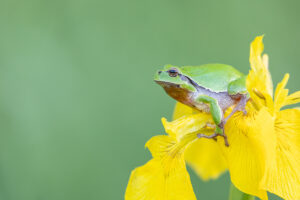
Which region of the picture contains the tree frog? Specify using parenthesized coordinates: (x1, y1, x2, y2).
(154, 64, 249, 146)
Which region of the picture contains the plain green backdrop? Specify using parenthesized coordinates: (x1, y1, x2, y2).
(0, 0, 299, 199)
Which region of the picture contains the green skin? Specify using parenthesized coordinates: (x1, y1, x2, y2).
(154, 64, 249, 146)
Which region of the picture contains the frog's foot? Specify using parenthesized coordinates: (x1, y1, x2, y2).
(197, 127, 229, 147)
(197, 132, 218, 139)
(218, 123, 229, 147)
(220, 133, 229, 147)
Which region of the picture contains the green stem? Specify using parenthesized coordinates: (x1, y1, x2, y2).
(228, 183, 255, 200)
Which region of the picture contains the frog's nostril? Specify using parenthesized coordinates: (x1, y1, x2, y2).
(158, 71, 162, 74)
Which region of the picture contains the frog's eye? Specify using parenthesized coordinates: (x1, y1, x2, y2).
(168, 69, 178, 77)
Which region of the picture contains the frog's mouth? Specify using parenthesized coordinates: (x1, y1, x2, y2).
(154, 80, 180, 88)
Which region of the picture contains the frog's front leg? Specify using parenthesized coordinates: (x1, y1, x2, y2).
(195, 95, 229, 147)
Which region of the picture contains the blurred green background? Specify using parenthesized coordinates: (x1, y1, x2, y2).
(0, 0, 299, 199)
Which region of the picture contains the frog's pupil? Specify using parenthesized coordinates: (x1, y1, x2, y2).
(168, 69, 178, 77)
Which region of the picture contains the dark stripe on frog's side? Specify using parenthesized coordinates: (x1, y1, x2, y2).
(179, 64, 244, 93)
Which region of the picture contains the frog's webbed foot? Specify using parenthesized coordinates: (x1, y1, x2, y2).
(218, 123, 229, 147)
(197, 132, 218, 139)
(197, 123, 229, 147)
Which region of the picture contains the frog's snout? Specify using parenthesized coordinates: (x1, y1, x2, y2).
(154, 70, 163, 81)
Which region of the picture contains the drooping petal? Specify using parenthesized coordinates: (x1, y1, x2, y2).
(172, 102, 228, 180)
(125, 157, 196, 200)
(247, 35, 274, 112)
(260, 109, 300, 200)
(126, 114, 212, 200)
(125, 133, 197, 200)
(217, 107, 276, 200)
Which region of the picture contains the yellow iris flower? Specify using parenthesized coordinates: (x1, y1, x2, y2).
(125, 36, 300, 200)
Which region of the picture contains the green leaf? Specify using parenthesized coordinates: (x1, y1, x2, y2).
(229, 184, 255, 200)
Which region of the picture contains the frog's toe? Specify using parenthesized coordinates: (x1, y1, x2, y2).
(223, 135, 229, 147)
(238, 106, 247, 115)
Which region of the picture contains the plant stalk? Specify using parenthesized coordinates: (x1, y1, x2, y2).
(228, 183, 255, 200)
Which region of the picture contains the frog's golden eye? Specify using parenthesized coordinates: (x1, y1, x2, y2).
(168, 69, 178, 77)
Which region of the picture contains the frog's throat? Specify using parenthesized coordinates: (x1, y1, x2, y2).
(155, 80, 195, 107)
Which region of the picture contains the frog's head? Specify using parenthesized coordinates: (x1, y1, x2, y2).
(154, 64, 197, 96)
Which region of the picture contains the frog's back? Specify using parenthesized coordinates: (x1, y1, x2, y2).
(179, 64, 244, 92)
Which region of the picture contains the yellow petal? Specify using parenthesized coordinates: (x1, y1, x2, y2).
(247, 35, 274, 112)
(125, 116, 203, 200)
(273, 73, 300, 111)
(250, 35, 264, 68)
(163, 113, 213, 140)
(249, 36, 273, 97)
(185, 137, 227, 181)
(173, 102, 198, 120)
(260, 109, 300, 200)
(125, 158, 196, 200)
(274, 73, 289, 112)
(172, 103, 228, 180)
(218, 107, 276, 200)
(285, 91, 300, 106)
